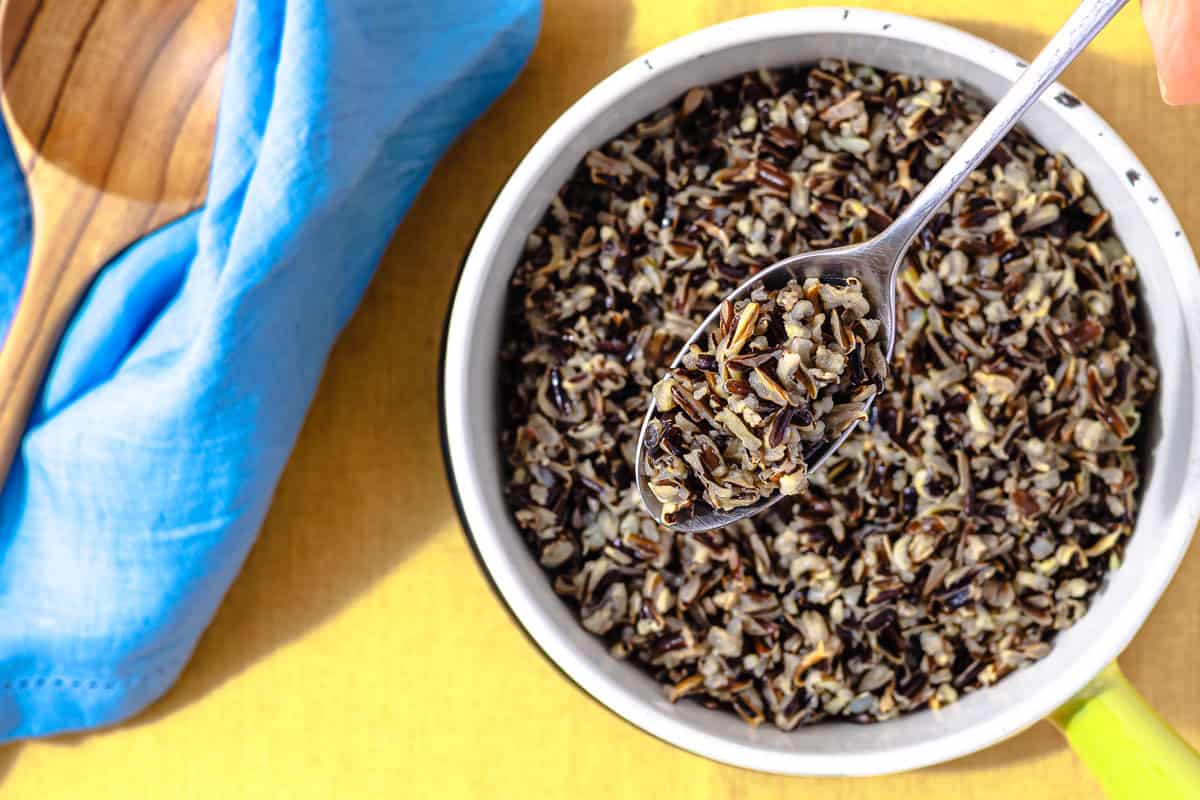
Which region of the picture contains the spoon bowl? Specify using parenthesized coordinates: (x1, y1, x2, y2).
(633, 240, 897, 532)
(0, 0, 230, 205)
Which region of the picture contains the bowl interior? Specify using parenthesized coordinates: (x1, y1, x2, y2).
(444, 9, 1200, 775)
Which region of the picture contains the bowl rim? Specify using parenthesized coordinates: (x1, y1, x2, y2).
(440, 6, 1200, 775)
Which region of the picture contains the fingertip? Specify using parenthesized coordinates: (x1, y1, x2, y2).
(1156, 71, 1181, 106)
(1143, 0, 1200, 106)
(1158, 73, 1200, 106)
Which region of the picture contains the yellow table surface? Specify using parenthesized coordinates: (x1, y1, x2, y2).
(4, 1, 1199, 797)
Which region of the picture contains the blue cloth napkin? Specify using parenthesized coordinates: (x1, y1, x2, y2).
(0, 0, 539, 741)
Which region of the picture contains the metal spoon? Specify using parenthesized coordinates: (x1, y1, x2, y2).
(636, 0, 1129, 532)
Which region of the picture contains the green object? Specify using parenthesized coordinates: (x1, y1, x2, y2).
(1051, 662, 1200, 798)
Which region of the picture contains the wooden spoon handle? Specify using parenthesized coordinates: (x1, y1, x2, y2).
(0, 240, 94, 480)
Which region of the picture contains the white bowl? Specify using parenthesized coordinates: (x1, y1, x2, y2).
(441, 7, 1200, 775)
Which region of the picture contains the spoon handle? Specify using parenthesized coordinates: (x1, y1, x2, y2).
(879, 0, 1130, 258)
(0, 238, 95, 482)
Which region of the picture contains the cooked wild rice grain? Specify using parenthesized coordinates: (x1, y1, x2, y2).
(643, 277, 885, 524)
(498, 60, 1157, 729)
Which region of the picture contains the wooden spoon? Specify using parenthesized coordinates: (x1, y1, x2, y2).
(0, 0, 234, 480)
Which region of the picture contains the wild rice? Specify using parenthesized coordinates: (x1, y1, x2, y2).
(642, 277, 885, 524)
(498, 60, 1157, 728)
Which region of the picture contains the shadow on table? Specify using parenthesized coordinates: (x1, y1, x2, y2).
(933, 720, 1064, 772)
(120, 0, 637, 731)
(0, 747, 14, 782)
